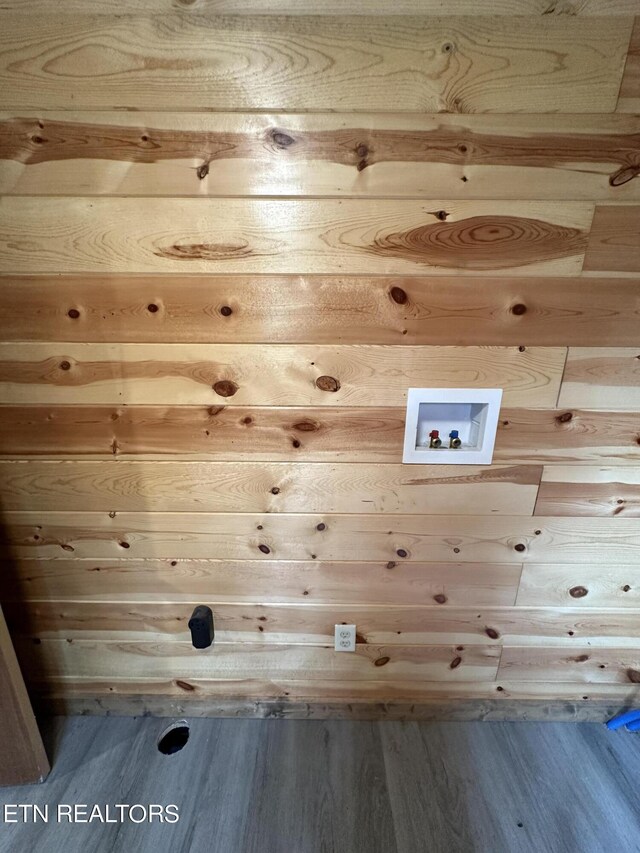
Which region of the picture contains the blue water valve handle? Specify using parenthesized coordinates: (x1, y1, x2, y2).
(449, 429, 462, 449)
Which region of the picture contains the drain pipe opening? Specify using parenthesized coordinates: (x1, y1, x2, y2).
(157, 720, 190, 755)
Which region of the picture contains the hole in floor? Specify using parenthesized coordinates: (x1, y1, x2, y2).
(157, 720, 190, 755)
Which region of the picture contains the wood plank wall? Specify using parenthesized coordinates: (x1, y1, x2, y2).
(0, 1, 639, 720)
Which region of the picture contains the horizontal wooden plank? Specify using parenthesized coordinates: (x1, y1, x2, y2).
(617, 17, 640, 112)
(8, 601, 640, 648)
(0, 199, 593, 275)
(498, 646, 640, 683)
(493, 408, 640, 465)
(535, 466, 640, 517)
(583, 205, 640, 272)
(0, 559, 521, 606)
(558, 348, 640, 409)
(0, 405, 409, 460)
(1, 405, 639, 465)
(28, 677, 638, 708)
(1, 1, 636, 15)
(31, 681, 640, 720)
(0, 344, 565, 407)
(0, 461, 541, 515)
(3, 112, 640, 200)
(0, 16, 630, 112)
(14, 639, 501, 682)
(1, 275, 639, 346)
(517, 563, 640, 608)
(7, 512, 640, 563)
(32, 696, 636, 721)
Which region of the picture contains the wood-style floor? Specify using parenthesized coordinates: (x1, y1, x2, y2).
(1, 717, 639, 853)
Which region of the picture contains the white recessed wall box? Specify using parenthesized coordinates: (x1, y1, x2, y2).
(402, 388, 503, 465)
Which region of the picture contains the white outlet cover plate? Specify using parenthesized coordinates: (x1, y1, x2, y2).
(334, 624, 356, 652)
(403, 388, 503, 465)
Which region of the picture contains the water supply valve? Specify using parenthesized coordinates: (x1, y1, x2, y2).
(428, 429, 442, 449)
(449, 429, 462, 449)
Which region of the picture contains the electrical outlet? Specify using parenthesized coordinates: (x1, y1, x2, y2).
(334, 624, 356, 652)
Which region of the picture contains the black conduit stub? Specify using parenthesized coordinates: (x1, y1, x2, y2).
(188, 606, 214, 649)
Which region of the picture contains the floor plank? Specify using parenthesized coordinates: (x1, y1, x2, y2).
(240, 720, 397, 853)
(1, 717, 640, 853)
(384, 721, 640, 853)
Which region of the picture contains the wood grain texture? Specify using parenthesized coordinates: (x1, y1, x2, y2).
(583, 205, 640, 272)
(9, 600, 640, 648)
(381, 719, 640, 853)
(535, 466, 640, 517)
(0, 461, 542, 515)
(517, 563, 640, 608)
(30, 695, 640, 720)
(0, 15, 630, 112)
(493, 408, 640, 465)
(0, 198, 593, 275)
(0, 344, 565, 407)
(498, 646, 640, 683)
(1, 1, 636, 14)
(9, 720, 640, 853)
(1, 405, 639, 465)
(1, 275, 639, 346)
(0, 558, 522, 606)
(617, 16, 640, 112)
(2, 112, 640, 200)
(558, 348, 640, 408)
(6, 512, 640, 563)
(15, 639, 501, 682)
(29, 677, 640, 709)
(2, 6, 639, 715)
(0, 404, 410, 461)
(0, 718, 398, 853)
(0, 605, 49, 785)
(28, 677, 640, 708)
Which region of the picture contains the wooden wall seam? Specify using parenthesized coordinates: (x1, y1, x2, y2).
(617, 16, 640, 112)
(558, 348, 640, 408)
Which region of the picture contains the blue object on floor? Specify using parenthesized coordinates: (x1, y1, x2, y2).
(605, 709, 640, 731)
